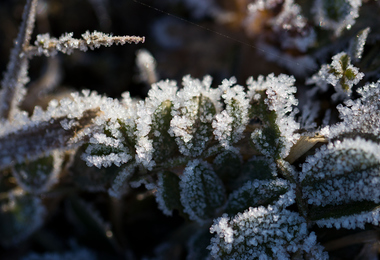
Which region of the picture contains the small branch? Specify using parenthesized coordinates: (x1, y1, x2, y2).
(25, 31, 145, 57)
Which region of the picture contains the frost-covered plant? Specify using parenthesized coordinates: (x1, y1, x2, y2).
(2, 0, 380, 259)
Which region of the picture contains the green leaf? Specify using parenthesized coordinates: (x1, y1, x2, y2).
(171, 95, 216, 158)
(225, 179, 293, 216)
(239, 156, 277, 182)
(213, 149, 242, 183)
(301, 137, 380, 229)
(156, 171, 183, 216)
(179, 159, 225, 223)
(0, 191, 45, 246)
(12, 151, 63, 194)
(150, 100, 178, 163)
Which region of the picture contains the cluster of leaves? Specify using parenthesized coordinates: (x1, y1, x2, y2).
(2, 0, 380, 259)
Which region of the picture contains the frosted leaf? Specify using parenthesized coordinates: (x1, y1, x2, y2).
(247, 74, 300, 159)
(77, 91, 138, 169)
(155, 171, 182, 216)
(306, 52, 364, 101)
(12, 151, 63, 194)
(327, 80, 380, 138)
(150, 100, 178, 163)
(169, 75, 218, 157)
(179, 159, 225, 223)
(208, 206, 328, 260)
(315, 206, 380, 230)
(348, 27, 370, 63)
(81, 125, 133, 168)
(136, 80, 179, 165)
(301, 137, 380, 207)
(225, 179, 295, 216)
(0, 190, 46, 246)
(213, 77, 249, 149)
(313, 0, 362, 37)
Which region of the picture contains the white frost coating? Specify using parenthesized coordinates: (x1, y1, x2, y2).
(209, 205, 328, 259)
(315, 207, 380, 230)
(313, 0, 362, 37)
(307, 52, 364, 101)
(247, 74, 300, 158)
(135, 101, 155, 170)
(213, 77, 249, 149)
(83, 152, 132, 168)
(300, 137, 380, 207)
